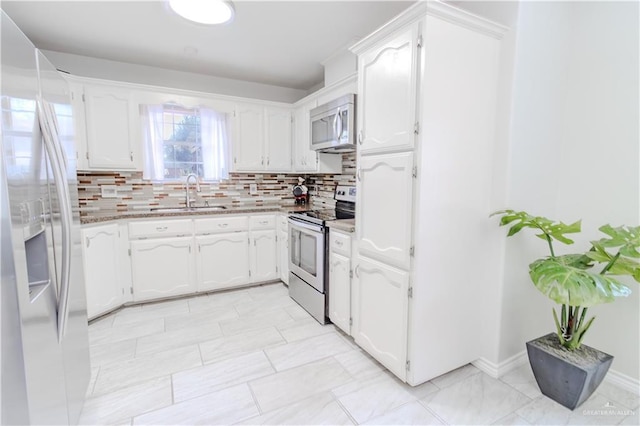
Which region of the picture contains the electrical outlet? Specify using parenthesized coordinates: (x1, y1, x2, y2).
(100, 185, 118, 198)
(249, 183, 258, 195)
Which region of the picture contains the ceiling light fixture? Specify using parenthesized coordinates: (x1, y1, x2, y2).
(168, 0, 235, 25)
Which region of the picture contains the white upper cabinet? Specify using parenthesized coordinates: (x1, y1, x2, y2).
(233, 104, 292, 172)
(357, 22, 420, 154)
(234, 103, 265, 170)
(264, 106, 292, 171)
(293, 99, 318, 172)
(82, 84, 138, 169)
(357, 151, 414, 270)
(315, 76, 357, 106)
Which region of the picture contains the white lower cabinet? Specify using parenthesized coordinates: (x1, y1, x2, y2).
(329, 251, 351, 334)
(196, 232, 250, 291)
(329, 228, 354, 334)
(250, 229, 278, 282)
(130, 237, 195, 302)
(94, 214, 281, 308)
(353, 255, 409, 381)
(81, 223, 123, 319)
(277, 215, 289, 285)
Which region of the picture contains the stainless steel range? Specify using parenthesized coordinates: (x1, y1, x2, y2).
(288, 185, 356, 324)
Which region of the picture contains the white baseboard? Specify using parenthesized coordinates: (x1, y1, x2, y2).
(605, 369, 640, 396)
(473, 352, 640, 396)
(472, 351, 527, 378)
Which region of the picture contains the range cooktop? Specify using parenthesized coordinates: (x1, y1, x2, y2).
(289, 185, 356, 227)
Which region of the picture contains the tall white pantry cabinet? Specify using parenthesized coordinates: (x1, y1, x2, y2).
(350, 3, 506, 385)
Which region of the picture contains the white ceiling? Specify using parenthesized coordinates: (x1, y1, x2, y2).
(2, 1, 414, 91)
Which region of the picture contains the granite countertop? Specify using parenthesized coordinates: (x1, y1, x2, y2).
(80, 205, 311, 224)
(326, 218, 355, 233)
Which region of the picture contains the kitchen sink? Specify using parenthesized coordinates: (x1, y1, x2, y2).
(150, 206, 227, 213)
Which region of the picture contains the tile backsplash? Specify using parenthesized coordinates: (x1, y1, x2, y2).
(77, 152, 356, 216)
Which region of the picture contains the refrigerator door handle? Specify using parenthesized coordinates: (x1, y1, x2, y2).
(37, 98, 72, 342)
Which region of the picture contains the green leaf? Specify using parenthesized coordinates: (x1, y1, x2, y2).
(491, 209, 581, 246)
(507, 222, 526, 236)
(529, 256, 632, 307)
(566, 254, 593, 270)
(592, 225, 640, 256)
(552, 308, 563, 342)
(576, 316, 596, 347)
(584, 251, 610, 263)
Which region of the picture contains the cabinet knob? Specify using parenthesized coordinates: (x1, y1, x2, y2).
(218, 223, 229, 228)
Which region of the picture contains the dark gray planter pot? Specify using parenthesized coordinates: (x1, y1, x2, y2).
(526, 333, 613, 410)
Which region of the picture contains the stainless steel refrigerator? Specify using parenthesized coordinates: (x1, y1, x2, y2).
(1, 11, 90, 425)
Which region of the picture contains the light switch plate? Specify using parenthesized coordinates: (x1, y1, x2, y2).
(100, 185, 118, 198)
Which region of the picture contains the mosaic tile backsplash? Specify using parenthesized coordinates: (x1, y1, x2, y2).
(77, 152, 356, 216)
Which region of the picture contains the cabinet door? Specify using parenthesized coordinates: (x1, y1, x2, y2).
(353, 255, 408, 381)
(357, 151, 414, 270)
(278, 229, 289, 284)
(234, 104, 264, 171)
(329, 251, 351, 334)
(69, 82, 89, 170)
(81, 224, 122, 319)
(358, 22, 420, 154)
(250, 229, 278, 282)
(130, 237, 195, 301)
(84, 85, 136, 169)
(265, 107, 292, 171)
(196, 232, 249, 292)
(293, 100, 318, 172)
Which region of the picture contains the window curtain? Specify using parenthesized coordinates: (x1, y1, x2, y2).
(200, 108, 230, 181)
(140, 104, 165, 180)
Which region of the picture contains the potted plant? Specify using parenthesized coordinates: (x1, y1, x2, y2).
(492, 209, 639, 409)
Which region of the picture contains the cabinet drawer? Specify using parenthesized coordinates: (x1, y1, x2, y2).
(194, 216, 248, 235)
(330, 230, 351, 256)
(250, 215, 276, 230)
(129, 219, 192, 239)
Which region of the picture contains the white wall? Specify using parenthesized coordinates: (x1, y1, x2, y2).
(42, 50, 308, 103)
(498, 1, 639, 380)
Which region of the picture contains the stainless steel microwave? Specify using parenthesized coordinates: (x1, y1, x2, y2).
(310, 93, 356, 152)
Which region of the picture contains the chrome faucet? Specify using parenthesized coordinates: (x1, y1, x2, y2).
(185, 173, 200, 208)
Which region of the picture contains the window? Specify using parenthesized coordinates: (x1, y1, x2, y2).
(161, 106, 202, 179)
(1, 97, 75, 178)
(1, 97, 37, 170)
(141, 104, 230, 181)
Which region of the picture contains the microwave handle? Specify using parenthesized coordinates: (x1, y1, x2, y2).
(333, 107, 341, 138)
(336, 109, 343, 139)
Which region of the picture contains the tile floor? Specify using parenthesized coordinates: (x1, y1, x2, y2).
(80, 282, 639, 425)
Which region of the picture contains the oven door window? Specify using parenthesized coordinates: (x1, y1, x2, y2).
(289, 222, 325, 292)
(299, 232, 317, 276)
(290, 227, 301, 267)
